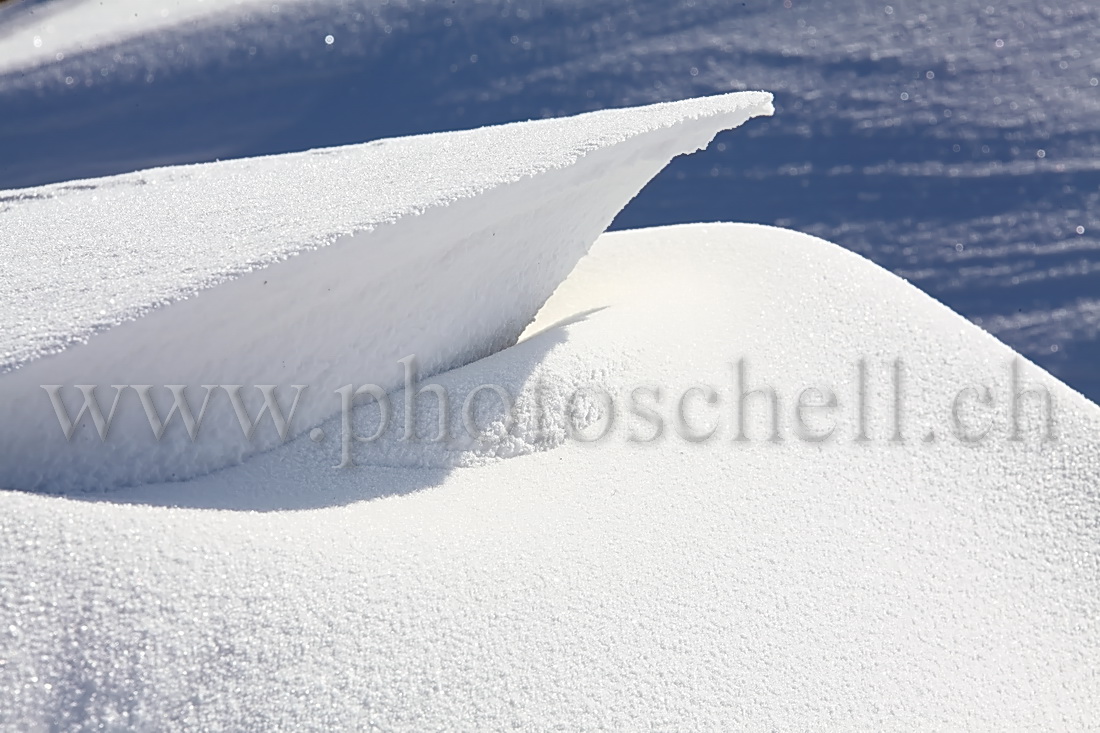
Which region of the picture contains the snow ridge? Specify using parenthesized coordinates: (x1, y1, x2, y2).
(0, 92, 773, 492)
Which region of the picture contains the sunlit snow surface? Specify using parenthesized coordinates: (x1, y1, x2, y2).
(3, 221, 1099, 729)
(0, 26, 1098, 721)
(0, 91, 772, 491)
(1, 0, 1098, 399)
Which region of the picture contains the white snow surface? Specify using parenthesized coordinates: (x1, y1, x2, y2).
(0, 91, 773, 492)
(2, 221, 1099, 729)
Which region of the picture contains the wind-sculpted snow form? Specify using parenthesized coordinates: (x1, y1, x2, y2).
(2, 223, 1099, 729)
(5, 0, 1100, 404)
(0, 91, 774, 492)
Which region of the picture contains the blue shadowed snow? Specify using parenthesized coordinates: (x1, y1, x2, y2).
(0, 0, 1097, 400)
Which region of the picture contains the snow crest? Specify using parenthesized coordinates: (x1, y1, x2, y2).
(0, 92, 773, 492)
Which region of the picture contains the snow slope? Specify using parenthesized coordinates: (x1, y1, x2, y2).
(2, 222, 1098, 729)
(0, 91, 772, 492)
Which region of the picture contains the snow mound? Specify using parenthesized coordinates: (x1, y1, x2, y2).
(0, 91, 773, 492)
(2, 223, 1098, 729)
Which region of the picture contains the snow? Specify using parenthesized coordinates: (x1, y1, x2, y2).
(4, 0, 1099, 404)
(0, 1, 270, 74)
(2, 218, 1098, 729)
(1, 7, 1099, 726)
(0, 91, 772, 493)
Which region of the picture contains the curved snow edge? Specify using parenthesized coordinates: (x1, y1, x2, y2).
(0, 92, 773, 493)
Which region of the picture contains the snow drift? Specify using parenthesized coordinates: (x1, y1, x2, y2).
(2, 221, 1098, 729)
(0, 91, 773, 492)
(1, 83, 1098, 732)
